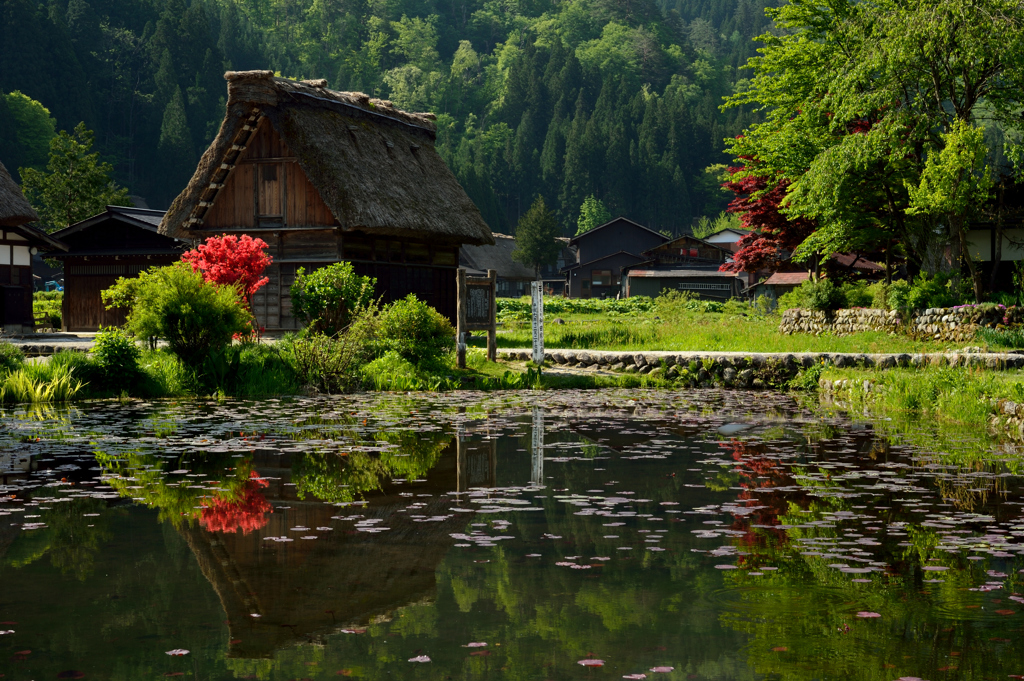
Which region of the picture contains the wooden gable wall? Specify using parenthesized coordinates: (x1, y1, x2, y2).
(648, 236, 729, 263)
(202, 118, 337, 231)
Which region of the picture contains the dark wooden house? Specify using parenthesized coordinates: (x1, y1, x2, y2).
(48, 206, 186, 331)
(562, 217, 668, 298)
(623, 235, 743, 300)
(159, 71, 493, 329)
(0, 160, 66, 333)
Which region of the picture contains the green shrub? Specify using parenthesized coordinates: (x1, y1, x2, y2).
(0, 343, 25, 375)
(92, 327, 141, 385)
(292, 307, 378, 393)
(290, 262, 377, 335)
(904, 272, 971, 312)
(360, 351, 458, 391)
(843, 281, 874, 308)
(886, 279, 911, 312)
(373, 295, 454, 364)
(805, 279, 847, 311)
(118, 264, 251, 368)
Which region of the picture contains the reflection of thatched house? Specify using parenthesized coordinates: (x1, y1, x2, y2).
(179, 446, 478, 658)
(0, 160, 66, 332)
(159, 71, 493, 328)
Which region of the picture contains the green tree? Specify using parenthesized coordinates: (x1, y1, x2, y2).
(906, 120, 994, 301)
(20, 122, 130, 231)
(512, 196, 562, 278)
(1, 91, 56, 178)
(723, 0, 1024, 288)
(575, 194, 611, 235)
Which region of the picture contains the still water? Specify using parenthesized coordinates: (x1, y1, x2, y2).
(0, 389, 1022, 681)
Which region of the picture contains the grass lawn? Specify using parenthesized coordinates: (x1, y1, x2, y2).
(474, 307, 957, 354)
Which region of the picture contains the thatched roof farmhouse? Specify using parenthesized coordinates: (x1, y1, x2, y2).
(160, 70, 493, 327)
(0, 161, 65, 333)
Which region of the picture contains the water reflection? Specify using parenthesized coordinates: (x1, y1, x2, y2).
(0, 391, 1021, 680)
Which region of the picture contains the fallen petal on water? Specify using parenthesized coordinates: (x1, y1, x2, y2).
(855, 612, 881, 618)
(408, 655, 431, 663)
(165, 649, 189, 656)
(578, 659, 604, 667)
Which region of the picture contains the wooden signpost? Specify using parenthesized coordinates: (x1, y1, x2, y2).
(456, 267, 496, 368)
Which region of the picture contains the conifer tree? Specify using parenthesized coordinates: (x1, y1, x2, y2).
(512, 196, 562, 279)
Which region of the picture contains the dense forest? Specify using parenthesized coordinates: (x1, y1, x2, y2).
(0, 0, 773, 234)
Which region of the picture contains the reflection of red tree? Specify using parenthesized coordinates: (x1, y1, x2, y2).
(721, 439, 810, 550)
(200, 472, 272, 534)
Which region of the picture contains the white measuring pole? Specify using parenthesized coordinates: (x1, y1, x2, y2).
(530, 280, 544, 367)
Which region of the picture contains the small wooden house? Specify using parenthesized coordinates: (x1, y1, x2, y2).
(562, 217, 669, 298)
(0, 160, 66, 333)
(159, 71, 493, 328)
(48, 206, 186, 331)
(623, 234, 744, 300)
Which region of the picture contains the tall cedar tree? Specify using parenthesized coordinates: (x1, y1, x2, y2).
(512, 197, 562, 279)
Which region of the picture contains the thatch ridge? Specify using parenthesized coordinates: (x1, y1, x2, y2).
(0, 160, 38, 227)
(160, 71, 493, 246)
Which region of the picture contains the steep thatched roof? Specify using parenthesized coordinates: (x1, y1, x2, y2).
(0, 160, 38, 227)
(160, 70, 494, 246)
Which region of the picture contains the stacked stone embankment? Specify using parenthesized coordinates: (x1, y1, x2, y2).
(780, 308, 902, 336)
(499, 348, 1024, 389)
(781, 306, 1014, 342)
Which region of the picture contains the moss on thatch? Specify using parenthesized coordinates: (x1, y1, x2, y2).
(160, 70, 494, 246)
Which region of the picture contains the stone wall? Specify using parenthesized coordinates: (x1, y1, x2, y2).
(780, 306, 1009, 342)
(780, 308, 901, 336)
(910, 306, 1006, 342)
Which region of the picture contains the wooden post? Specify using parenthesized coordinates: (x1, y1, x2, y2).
(487, 268, 497, 362)
(456, 267, 467, 369)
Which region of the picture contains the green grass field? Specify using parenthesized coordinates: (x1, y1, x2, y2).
(475, 298, 955, 354)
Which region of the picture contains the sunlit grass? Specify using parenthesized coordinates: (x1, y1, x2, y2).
(485, 311, 949, 354)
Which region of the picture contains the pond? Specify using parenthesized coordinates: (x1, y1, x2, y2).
(0, 390, 1022, 681)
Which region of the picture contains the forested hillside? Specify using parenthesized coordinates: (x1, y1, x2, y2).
(0, 0, 773, 233)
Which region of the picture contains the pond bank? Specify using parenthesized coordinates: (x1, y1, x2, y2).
(499, 348, 1024, 388)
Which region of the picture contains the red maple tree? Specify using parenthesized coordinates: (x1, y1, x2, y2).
(718, 163, 817, 275)
(181, 234, 273, 307)
(200, 471, 272, 534)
